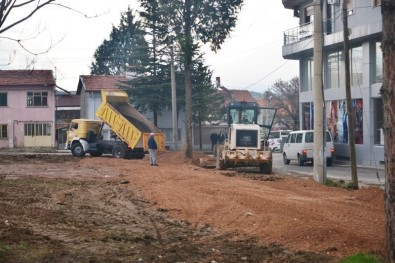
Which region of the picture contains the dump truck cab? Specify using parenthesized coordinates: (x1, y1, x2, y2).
(65, 119, 104, 157)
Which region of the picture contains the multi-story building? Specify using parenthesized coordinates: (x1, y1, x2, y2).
(282, 0, 383, 166)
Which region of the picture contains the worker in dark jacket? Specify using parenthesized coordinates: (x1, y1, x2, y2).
(148, 133, 158, 166)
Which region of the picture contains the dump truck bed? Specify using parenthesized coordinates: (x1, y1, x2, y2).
(112, 103, 157, 133)
(96, 90, 165, 151)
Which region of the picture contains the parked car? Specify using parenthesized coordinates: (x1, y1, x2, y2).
(269, 138, 282, 152)
(268, 130, 291, 152)
(282, 130, 334, 166)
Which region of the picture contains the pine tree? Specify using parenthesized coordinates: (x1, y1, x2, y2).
(123, 2, 173, 126)
(191, 58, 225, 150)
(90, 8, 149, 76)
(138, 0, 244, 159)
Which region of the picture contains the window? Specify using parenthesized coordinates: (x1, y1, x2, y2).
(326, 131, 332, 142)
(305, 6, 314, 23)
(289, 133, 296, 143)
(269, 131, 280, 139)
(302, 102, 314, 130)
(27, 92, 48, 107)
(301, 57, 314, 92)
(0, 125, 7, 139)
(327, 52, 340, 89)
(374, 41, 383, 83)
(0, 93, 7, 106)
(374, 98, 383, 145)
(305, 132, 314, 143)
(296, 133, 303, 143)
(347, 0, 354, 15)
(241, 109, 255, 124)
(374, 0, 382, 6)
(326, 49, 345, 89)
(24, 123, 51, 136)
(351, 46, 363, 86)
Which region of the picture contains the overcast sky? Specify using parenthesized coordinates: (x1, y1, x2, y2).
(0, 0, 299, 93)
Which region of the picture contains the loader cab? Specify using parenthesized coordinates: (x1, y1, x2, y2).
(228, 102, 276, 136)
(227, 101, 276, 149)
(228, 101, 259, 126)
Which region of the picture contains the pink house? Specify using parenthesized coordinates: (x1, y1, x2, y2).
(0, 70, 56, 148)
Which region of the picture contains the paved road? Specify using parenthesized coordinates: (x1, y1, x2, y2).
(272, 152, 385, 187)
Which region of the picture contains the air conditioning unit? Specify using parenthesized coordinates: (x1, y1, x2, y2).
(328, 0, 340, 5)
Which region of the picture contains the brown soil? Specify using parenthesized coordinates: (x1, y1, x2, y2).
(0, 151, 385, 262)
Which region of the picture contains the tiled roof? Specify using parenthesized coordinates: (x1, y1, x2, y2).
(77, 75, 126, 94)
(219, 87, 257, 105)
(0, 70, 55, 86)
(56, 94, 80, 107)
(230, 90, 256, 103)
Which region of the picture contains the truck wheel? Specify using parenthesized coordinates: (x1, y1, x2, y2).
(112, 146, 125, 159)
(71, 143, 85, 157)
(327, 158, 333, 166)
(260, 162, 272, 174)
(283, 153, 290, 165)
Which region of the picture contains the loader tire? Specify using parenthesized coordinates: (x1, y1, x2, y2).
(71, 143, 85, 157)
(260, 162, 272, 174)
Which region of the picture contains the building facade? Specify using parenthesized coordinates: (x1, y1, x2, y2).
(282, 0, 383, 166)
(55, 90, 80, 149)
(77, 75, 126, 140)
(0, 70, 57, 148)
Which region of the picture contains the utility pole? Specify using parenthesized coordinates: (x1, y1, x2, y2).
(170, 46, 178, 151)
(342, 0, 358, 188)
(313, 0, 326, 184)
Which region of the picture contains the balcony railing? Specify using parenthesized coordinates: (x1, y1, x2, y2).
(283, 19, 333, 46)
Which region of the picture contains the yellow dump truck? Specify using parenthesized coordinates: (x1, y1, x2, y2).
(65, 90, 165, 159)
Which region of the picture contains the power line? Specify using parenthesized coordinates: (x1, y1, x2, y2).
(244, 38, 313, 89)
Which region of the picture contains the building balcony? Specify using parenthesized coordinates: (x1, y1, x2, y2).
(283, 20, 334, 46)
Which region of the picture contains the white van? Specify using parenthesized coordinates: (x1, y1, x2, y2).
(282, 130, 334, 166)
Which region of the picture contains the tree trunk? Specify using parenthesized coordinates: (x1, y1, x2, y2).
(184, 61, 193, 159)
(382, 1, 395, 262)
(342, 0, 358, 188)
(153, 110, 158, 127)
(183, 0, 193, 159)
(198, 119, 202, 151)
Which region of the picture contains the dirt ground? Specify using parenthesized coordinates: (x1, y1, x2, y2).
(0, 151, 385, 263)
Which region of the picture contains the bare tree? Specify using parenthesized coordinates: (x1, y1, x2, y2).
(268, 77, 300, 130)
(381, 0, 395, 261)
(0, 0, 96, 61)
(1, 1, 54, 34)
(0, 1, 53, 61)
